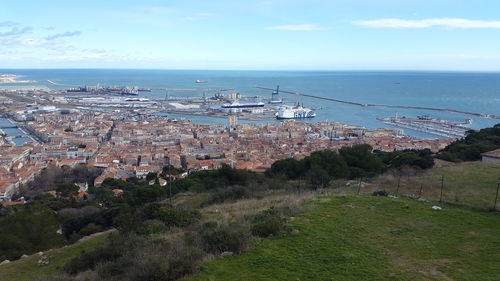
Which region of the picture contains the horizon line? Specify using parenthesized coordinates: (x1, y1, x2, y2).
(1, 67, 500, 73)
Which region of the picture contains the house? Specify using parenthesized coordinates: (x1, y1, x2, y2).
(481, 149, 500, 163)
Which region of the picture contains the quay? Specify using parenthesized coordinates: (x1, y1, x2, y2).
(377, 116, 470, 138)
(256, 86, 500, 119)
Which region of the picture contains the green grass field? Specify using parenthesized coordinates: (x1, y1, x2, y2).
(0, 232, 110, 281)
(188, 196, 500, 281)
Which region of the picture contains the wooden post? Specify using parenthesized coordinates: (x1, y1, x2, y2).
(494, 182, 500, 211)
(439, 176, 444, 203)
(298, 177, 301, 195)
(168, 165, 173, 206)
(357, 177, 362, 195)
(395, 173, 401, 197)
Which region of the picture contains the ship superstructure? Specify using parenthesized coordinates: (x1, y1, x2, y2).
(275, 103, 316, 119)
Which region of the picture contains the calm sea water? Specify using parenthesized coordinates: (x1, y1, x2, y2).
(1, 69, 499, 139)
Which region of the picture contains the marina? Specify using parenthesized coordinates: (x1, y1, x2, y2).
(377, 115, 472, 138)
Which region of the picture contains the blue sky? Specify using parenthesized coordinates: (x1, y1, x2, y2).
(1, 0, 500, 70)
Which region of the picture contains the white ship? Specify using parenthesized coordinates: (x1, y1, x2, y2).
(275, 103, 316, 119)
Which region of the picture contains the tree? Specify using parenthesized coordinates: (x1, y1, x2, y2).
(0, 204, 65, 261)
(146, 172, 157, 181)
(56, 183, 79, 198)
(437, 123, 500, 162)
(306, 165, 330, 189)
(339, 144, 385, 178)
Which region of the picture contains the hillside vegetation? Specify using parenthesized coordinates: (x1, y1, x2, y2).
(0, 233, 110, 281)
(1, 124, 499, 281)
(188, 196, 500, 281)
(437, 124, 500, 162)
(353, 161, 500, 210)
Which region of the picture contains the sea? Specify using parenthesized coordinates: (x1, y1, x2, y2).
(1, 69, 499, 141)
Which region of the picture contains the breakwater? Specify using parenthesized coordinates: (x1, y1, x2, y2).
(256, 86, 500, 119)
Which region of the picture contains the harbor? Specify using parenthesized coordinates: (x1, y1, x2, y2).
(255, 86, 500, 120)
(377, 115, 472, 138)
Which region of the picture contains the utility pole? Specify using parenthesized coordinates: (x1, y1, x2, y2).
(439, 175, 444, 203)
(493, 182, 500, 211)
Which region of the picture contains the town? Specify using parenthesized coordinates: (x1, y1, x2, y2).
(0, 88, 453, 201)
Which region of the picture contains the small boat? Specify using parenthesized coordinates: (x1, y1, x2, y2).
(196, 80, 207, 83)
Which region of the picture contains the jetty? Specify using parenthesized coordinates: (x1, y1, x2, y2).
(256, 86, 500, 119)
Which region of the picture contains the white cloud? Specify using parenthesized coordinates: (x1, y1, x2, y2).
(354, 18, 500, 29)
(266, 24, 327, 31)
(45, 31, 82, 40)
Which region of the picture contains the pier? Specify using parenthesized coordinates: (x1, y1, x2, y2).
(256, 86, 500, 119)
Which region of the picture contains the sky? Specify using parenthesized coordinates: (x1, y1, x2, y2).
(1, 0, 500, 70)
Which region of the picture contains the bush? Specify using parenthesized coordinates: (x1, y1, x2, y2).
(64, 243, 122, 275)
(0, 203, 65, 261)
(208, 185, 250, 204)
(78, 223, 103, 237)
(251, 208, 288, 238)
(154, 206, 201, 228)
(199, 221, 251, 254)
(372, 190, 389, 197)
(136, 220, 168, 235)
(128, 241, 204, 281)
(63, 233, 138, 275)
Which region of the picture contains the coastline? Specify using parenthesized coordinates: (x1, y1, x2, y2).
(0, 74, 36, 84)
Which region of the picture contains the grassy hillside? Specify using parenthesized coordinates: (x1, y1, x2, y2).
(188, 196, 500, 281)
(340, 161, 500, 209)
(0, 232, 111, 281)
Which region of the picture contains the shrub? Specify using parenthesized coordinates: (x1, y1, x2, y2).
(63, 233, 142, 275)
(78, 223, 103, 237)
(372, 190, 389, 197)
(154, 206, 201, 228)
(0, 203, 65, 261)
(127, 240, 204, 281)
(251, 208, 288, 238)
(135, 219, 168, 235)
(208, 185, 250, 204)
(199, 221, 251, 254)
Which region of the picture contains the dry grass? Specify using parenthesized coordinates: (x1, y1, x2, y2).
(200, 189, 326, 224)
(351, 161, 500, 209)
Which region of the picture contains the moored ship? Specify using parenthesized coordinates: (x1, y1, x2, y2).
(275, 103, 316, 119)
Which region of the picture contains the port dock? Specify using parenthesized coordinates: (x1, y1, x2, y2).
(256, 86, 500, 119)
(377, 116, 471, 138)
